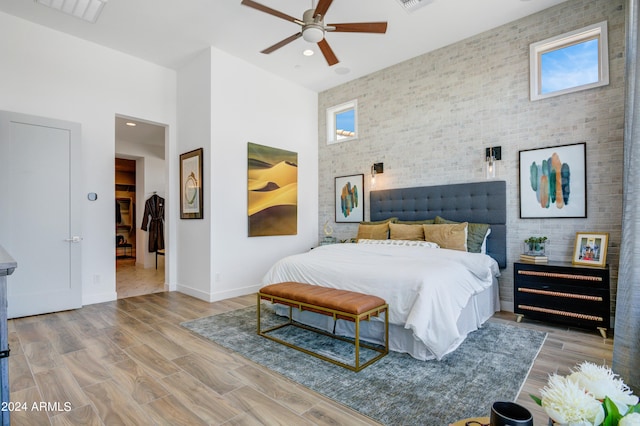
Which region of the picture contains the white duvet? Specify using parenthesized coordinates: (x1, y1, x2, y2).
(262, 243, 500, 360)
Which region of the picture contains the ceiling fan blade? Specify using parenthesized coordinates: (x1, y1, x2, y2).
(328, 22, 388, 33)
(314, 0, 334, 19)
(261, 33, 302, 54)
(241, 0, 300, 24)
(318, 39, 338, 66)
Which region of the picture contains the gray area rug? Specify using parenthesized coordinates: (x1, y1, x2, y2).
(181, 306, 546, 425)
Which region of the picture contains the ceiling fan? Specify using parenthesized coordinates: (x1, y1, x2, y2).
(240, 0, 388, 66)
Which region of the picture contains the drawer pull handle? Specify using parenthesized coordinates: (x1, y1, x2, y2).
(517, 305, 603, 322)
(518, 287, 603, 301)
(518, 270, 602, 282)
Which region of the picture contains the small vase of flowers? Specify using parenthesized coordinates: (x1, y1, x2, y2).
(524, 236, 548, 256)
(531, 361, 639, 425)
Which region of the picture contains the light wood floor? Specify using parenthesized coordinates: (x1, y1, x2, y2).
(7, 272, 613, 425)
(116, 257, 165, 299)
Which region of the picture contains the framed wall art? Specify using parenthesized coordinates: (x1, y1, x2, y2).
(519, 142, 586, 218)
(572, 232, 608, 267)
(180, 148, 203, 219)
(247, 142, 298, 237)
(335, 174, 364, 223)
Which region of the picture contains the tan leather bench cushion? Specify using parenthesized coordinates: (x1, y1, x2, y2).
(260, 282, 386, 315)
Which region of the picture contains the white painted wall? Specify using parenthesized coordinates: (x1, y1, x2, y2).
(209, 47, 318, 301)
(0, 11, 177, 305)
(1, 11, 319, 306)
(176, 49, 213, 301)
(176, 47, 319, 301)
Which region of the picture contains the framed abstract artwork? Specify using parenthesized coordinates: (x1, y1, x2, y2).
(180, 148, 203, 219)
(519, 142, 586, 218)
(572, 232, 608, 267)
(335, 174, 364, 223)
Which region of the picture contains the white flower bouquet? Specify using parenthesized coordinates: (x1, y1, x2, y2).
(531, 362, 639, 426)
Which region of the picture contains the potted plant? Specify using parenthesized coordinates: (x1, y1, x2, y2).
(524, 236, 548, 256)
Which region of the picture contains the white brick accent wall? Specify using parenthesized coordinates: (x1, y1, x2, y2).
(318, 0, 625, 315)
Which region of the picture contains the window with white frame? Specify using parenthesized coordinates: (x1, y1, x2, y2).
(530, 21, 609, 101)
(326, 100, 357, 144)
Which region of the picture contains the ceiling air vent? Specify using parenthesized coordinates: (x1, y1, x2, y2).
(35, 0, 108, 23)
(395, 0, 435, 13)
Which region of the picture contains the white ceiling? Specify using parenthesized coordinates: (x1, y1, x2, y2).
(115, 116, 165, 147)
(1, 0, 570, 93)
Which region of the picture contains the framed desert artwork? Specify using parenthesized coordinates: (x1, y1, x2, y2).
(247, 142, 298, 237)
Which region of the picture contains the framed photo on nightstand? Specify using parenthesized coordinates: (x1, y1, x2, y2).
(572, 232, 608, 267)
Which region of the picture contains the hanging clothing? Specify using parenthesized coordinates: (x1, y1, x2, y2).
(116, 201, 122, 223)
(141, 194, 165, 252)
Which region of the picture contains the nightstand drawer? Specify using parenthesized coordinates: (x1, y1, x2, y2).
(515, 264, 608, 289)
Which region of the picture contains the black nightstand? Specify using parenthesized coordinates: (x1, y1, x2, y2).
(514, 261, 610, 338)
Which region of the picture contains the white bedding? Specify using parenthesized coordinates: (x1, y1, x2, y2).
(262, 243, 500, 360)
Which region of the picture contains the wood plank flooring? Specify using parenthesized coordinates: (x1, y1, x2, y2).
(116, 257, 165, 299)
(8, 275, 613, 425)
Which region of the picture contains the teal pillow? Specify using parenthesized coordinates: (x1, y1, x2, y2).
(434, 216, 490, 254)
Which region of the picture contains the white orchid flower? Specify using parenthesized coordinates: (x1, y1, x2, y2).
(569, 362, 639, 415)
(541, 374, 605, 426)
(620, 413, 640, 426)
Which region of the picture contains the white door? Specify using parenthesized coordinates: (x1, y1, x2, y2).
(0, 111, 82, 318)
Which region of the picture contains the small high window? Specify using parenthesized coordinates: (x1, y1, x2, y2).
(530, 21, 609, 101)
(327, 100, 357, 144)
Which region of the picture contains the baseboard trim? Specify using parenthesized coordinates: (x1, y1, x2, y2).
(83, 291, 117, 306)
(176, 283, 262, 303)
(209, 284, 262, 302)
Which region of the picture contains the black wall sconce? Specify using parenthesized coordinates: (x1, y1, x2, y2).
(485, 147, 501, 179)
(371, 162, 384, 188)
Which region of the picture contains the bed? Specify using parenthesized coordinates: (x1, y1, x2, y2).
(262, 181, 507, 360)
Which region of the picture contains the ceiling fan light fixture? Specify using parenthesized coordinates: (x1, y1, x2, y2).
(302, 26, 324, 43)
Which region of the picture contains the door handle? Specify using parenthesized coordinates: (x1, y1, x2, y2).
(64, 236, 83, 243)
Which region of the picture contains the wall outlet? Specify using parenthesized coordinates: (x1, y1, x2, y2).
(93, 274, 101, 285)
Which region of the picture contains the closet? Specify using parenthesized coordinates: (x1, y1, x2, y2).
(115, 158, 136, 258)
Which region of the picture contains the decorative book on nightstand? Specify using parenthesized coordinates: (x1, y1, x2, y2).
(513, 261, 610, 338)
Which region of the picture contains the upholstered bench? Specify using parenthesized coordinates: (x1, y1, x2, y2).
(257, 282, 388, 372)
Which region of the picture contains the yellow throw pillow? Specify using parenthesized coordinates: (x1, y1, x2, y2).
(357, 222, 390, 240)
(422, 223, 468, 251)
(434, 216, 490, 254)
(389, 223, 425, 241)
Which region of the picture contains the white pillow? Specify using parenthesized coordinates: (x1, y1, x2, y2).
(357, 239, 440, 248)
(480, 228, 492, 254)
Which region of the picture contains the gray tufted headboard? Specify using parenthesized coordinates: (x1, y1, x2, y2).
(370, 181, 507, 268)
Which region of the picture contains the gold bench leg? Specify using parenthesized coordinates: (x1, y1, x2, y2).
(257, 294, 388, 372)
(256, 293, 261, 335)
(355, 318, 360, 371)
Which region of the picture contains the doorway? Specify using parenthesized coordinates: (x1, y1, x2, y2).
(115, 116, 166, 299)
